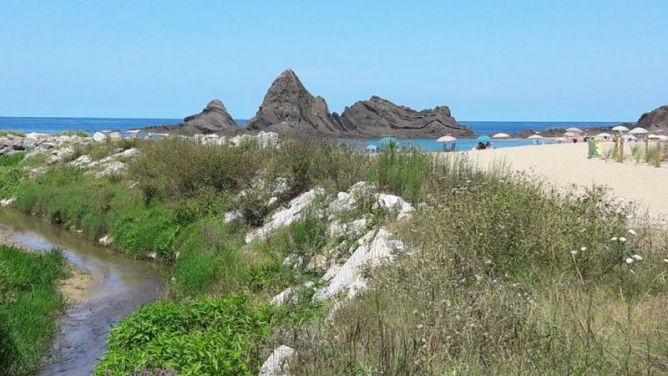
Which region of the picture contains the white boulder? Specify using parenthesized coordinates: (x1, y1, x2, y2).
(259, 345, 296, 376)
(92, 132, 107, 142)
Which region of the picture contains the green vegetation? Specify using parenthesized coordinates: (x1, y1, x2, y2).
(0, 130, 26, 137)
(56, 130, 89, 137)
(0, 137, 666, 374)
(0, 245, 68, 375)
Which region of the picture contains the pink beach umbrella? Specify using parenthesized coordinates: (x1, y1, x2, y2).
(436, 135, 457, 143)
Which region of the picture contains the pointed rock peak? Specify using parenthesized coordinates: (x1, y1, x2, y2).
(206, 99, 226, 110)
(268, 69, 307, 91)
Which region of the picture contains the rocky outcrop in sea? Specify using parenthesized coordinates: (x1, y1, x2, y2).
(637, 105, 668, 131)
(245, 69, 350, 136)
(339, 95, 473, 138)
(146, 99, 239, 135)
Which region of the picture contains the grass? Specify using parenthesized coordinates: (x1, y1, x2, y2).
(56, 130, 88, 137)
(0, 130, 26, 137)
(1, 136, 666, 374)
(0, 245, 68, 375)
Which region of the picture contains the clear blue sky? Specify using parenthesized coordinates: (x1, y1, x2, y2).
(1, 1, 666, 121)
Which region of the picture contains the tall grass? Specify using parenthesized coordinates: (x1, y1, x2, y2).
(0, 246, 68, 375)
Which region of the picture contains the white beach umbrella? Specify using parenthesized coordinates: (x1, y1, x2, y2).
(436, 135, 457, 142)
(565, 127, 583, 133)
(563, 131, 579, 137)
(492, 133, 511, 139)
(648, 134, 661, 140)
(612, 125, 629, 132)
(527, 135, 544, 139)
(596, 132, 612, 138)
(554, 137, 568, 143)
(629, 127, 649, 135)
(623, 134, 637, 142)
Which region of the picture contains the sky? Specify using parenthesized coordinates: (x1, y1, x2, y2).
(0, 1, 666, 121)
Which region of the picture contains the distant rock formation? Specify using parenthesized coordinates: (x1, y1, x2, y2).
(340, 96, 473, 138)
(146, 99, 239, 135)
(637, 105, 668, 130)
(245, 70, 350, 136)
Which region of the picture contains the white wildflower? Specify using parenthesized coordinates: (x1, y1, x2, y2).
(663, 259, 668, 264)
(628, 229, 637, 236)
(626, 214, 634, 219)
(570, 250, 578, 256)
(580, 246, 587, 252)
(611, 237, 618, 241)
(632, 254, 643, 261)
(619, 237, 627, 243)
(625, 257, 634, 264)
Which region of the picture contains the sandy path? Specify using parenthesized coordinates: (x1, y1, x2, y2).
(463, 143, 668, 219)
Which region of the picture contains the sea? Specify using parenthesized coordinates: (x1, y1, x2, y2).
(0, 117, 621, 152)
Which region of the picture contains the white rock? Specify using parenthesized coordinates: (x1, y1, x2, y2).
(94, 160, 126, 178)
(375, 193, 415, 220)
(0, 197, 16, 207)
(70, 154, 92, 167)
(109, 132, 122, 139)
(98, 235, 113, 246)
(46, 146, 74, 164)
(223, 210, 242, 224)
(257, 131, 279, 148)
(270, 287, 296, 306)
(327, 217, 368, 239)
(245, 187, 324, 243)
(92, 132, 107, 142)
(259, 345, 296, 376)
(313, 228, 405, 301)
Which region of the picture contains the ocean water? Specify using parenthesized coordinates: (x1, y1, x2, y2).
(0, 117, 620, 152)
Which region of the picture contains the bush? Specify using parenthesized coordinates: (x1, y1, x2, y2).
(112, 203, 180, 260)
(94, 295, 275, 376)
(373, 142, 431, 203)
(0, 246, 67, 375)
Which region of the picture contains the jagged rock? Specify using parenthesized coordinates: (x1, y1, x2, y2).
(47, 146, 74, 164)
(257, 131, 280, 148)
(271, 287, 297, 306)
(223, 210, 242, 224)
(109, 132, 122, 139)
(313, 228, 405, 301)
(259, 345, 296, 376)
(328, 181, 376, 213)
(340, 96, 474, 138)
(375, 194, 415, 220)
(305, 253, 329, 274)
(93, 160, 126, 178)
(637, 105, 668, 131)
(245, 187, 324, 243)
(146, 99, 239, 135)
(92, 132, 107, 142)
(327, 217, 368, 239)
(246, 70, 350, 136)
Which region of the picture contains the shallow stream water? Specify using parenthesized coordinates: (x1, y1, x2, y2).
(0, 209, 165, 376)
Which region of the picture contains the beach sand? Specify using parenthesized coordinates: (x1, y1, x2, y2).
(464, 143, 668, 219)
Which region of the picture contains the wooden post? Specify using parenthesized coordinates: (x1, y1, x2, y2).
(618, 134, 624, 163)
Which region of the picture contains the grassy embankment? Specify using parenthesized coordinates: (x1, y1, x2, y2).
(0, 245, 68, 375)
(0, 138, 666, 375)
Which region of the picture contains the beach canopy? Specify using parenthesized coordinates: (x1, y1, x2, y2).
(527, 134, 544, 139)
(563, 131, 579, 137)
(596, 132, 612, 138)
(366, 144, 378, 151)
(492, 133, 511, 139)
(477, 135, 491, 142)
(436, 135, 457, 142)
(629, 127, 648, 135)
(554, 137, 568, 143)
(612, 125, 630, 132)
(623, 134, 638, 141)
(565, 127, 583, 133)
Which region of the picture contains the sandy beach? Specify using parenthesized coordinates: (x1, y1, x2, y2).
(465, 142, 668, 219)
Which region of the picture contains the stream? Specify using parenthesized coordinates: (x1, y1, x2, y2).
(0, 209, 165, 376)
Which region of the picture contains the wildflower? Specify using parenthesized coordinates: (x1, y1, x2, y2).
(580, 246, 587, 252)
(570, 250, 578, 256)
(619, 237, 627, 243)
(632, 254, 642, 261)
(625, 257, 634, 264)
(628, 229, 637, 236)
(611, 237, 618, 241)
(626, 214, 634, 219)
(663, 259, 668, 264)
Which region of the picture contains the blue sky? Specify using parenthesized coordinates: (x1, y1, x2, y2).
(1, 1, 666, 121)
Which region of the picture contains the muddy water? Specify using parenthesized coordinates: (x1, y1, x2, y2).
(0, 209, 165, 376)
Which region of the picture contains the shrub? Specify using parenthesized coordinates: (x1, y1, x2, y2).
(112, 203, 180, 260)
(372, 142, 431, 203)
(94, 295, 275, 376)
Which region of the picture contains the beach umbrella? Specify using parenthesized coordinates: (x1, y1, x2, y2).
(563, 131, 579, 137)
(554, 137, 568, 143)
(596, 132, 612, 138)
(492, 133, 511, 139)
(629, 127, 649, 135)
(648, 134, 661, 140)
(565, 127, 583, 133)
(623, 134, 637, 142)
(477, 135, 491, 142)
(366, 144, 378, 152)
(527, 134, 544, 139)
(612, 125, 629, 132)
(436, 135, 457, 142)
